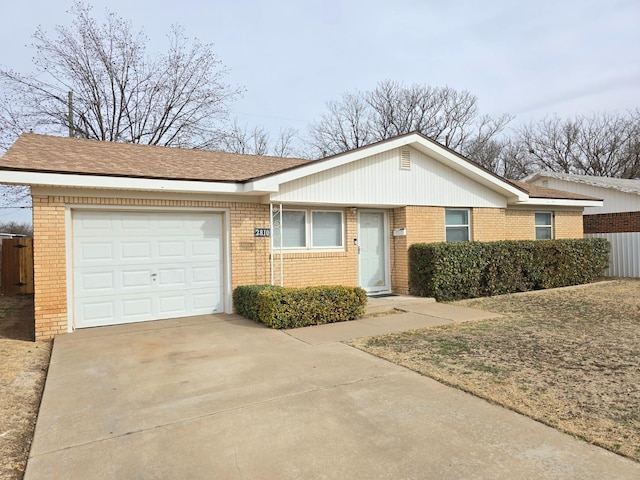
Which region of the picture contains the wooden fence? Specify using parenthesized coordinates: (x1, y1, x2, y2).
(1, 238, 34, 295)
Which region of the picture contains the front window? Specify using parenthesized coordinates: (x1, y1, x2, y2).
(535, 212, 553, 240)
(273, 209, 344, 249)
(282, 210, 306, 247)
(311, 211, 343, 247)
(445, 209, 470, 242)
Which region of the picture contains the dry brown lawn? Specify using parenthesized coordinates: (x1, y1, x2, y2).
(350, 279, 640, 462)
(0, 295, 51, 479)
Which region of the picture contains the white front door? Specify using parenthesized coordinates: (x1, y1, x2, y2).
(72, 210, 224, 328)
(358, 210, 389, 294)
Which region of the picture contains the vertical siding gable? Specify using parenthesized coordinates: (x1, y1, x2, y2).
(536, 179, 640, 214)
(271, 147, 507, 207)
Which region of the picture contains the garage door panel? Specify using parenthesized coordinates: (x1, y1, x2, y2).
(76, 300, 115, 325)
(192, 238, 221, 258)
(121, 241, 152, 260)
(192, 265, 218, 284)
(192, 291, 221, 311)
(76, 271, 115, 293)
(121, 270, 154, 289)
(73, 210, 224, 328)
(74, 214, 114, 235)
(120, 216, 151, 233)
(121, 297, 154, 319)
(158, 241, 186, 258)
(157, 268, 186, 287)
(158, 295, 187, 315)
(75, 242, 114, 265)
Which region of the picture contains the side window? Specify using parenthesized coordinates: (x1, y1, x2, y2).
(445, 209, 470, 242)
(535, 212, 553, 240)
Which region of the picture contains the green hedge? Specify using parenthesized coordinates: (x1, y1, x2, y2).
(409, 238, 610, 301)
(233, 285, 368, 328)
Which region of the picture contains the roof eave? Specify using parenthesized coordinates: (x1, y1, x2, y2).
(0, 170, 246, 194)
(513, 198, 604, 207)
(246, 133, 530, 202)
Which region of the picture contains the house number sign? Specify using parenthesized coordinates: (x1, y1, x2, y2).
(254, 228, 271, 238)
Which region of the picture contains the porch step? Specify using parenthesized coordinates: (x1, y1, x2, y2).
(364, 295, 436, 317)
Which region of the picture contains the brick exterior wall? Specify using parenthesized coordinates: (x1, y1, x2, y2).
(505, 209, 583, 240)
(583, 211, 640, 234)
(31, 192, 588, 339)
(504, 209, 535, 240)
(554, 210, 584, 238)
(32, 196, 68, 339)
(32, 194, 278, 339)
(391, 206, 443, 294)
(271, 208, 358, 288)
(472, 208, 506, 241)
(31, 194, 358, 339)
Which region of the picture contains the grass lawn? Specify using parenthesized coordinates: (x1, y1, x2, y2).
(349, 279, 640, 462)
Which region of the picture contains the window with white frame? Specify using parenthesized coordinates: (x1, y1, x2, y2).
(273, 209, 344, 249)
(445, 209, 470, 242)
(535, 212, 553, 240)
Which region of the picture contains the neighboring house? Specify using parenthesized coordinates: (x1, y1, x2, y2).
(525, 171, 640, 278)
(0, 132, 601, 339)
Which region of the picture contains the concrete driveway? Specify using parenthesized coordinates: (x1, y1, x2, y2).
(27, 312, 640, 479)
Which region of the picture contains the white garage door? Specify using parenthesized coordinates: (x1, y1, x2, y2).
(72, 210, 224, 328)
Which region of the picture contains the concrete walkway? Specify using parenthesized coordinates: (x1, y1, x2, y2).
(286, 295, 501, 344)
(26, 306, 640, 479)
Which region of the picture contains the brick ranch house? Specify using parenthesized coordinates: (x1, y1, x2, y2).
(0, 132, 601, 339)
(525, 171, 640, 278)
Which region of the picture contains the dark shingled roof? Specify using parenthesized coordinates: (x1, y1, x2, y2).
(0, 133, 309, 182)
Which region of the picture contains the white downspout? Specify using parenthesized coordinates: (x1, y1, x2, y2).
(279, 203, 284, 287)
(270, 203, 274, 286)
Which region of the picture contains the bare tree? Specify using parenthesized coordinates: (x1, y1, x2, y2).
(516, 112, 640, 178)
(0, 221, 33, 237)
(308, 80, 512, 158)
(0, 1, 243, 150)
(217, 119, 302, 157)
(309, 93, 373, 156)
(272, 127, 299, 158)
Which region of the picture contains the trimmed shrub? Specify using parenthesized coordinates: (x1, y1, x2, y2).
(233, 285, 367, 329)
(409, 238, 610, 301)
(233, 284, 282, 322)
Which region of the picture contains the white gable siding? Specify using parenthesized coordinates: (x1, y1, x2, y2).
(271, 148, 507, 207)
(534, 178, 640, 214)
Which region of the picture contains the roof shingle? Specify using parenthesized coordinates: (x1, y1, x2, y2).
(510, 180, 602, 201)
(0, 133, 308, 182)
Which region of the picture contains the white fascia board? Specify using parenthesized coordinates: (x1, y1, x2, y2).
(0, 170, 244, 194)
(514, 198, 604, 207)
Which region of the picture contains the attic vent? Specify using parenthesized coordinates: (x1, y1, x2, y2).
(541, 180, 548, 186)
(400, 149, 411, 170)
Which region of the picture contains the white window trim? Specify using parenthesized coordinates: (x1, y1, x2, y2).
(445, 208, 471, 242)
(276, 208, 345, 252)
(535, 211, 554, 240)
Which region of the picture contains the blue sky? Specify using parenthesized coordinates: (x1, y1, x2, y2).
(1, 0, 639, 223)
